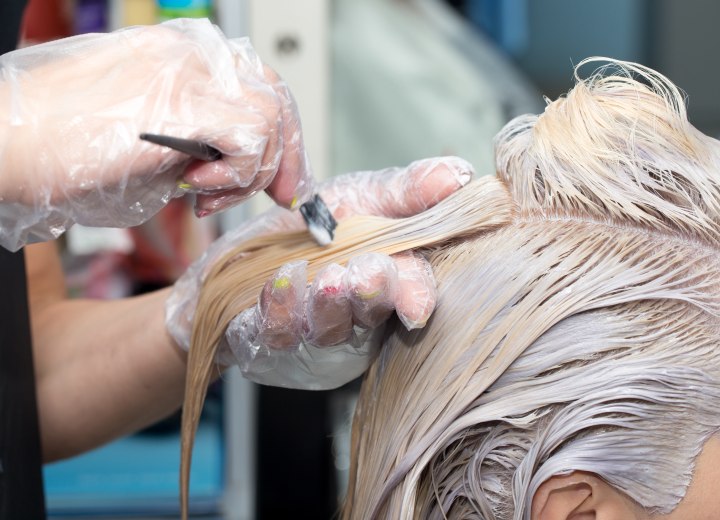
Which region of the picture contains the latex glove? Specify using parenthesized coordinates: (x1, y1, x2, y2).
(0, 18, 312, 251)
(167, 157, 473, 389)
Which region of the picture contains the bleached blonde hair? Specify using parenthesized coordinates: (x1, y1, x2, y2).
(341, 59, 720, 519)
(181, 58, 720, 519)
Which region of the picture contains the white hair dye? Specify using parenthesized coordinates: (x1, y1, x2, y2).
(342, 59, 720, 519)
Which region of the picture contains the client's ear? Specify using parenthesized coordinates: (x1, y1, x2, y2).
(531, 471, 648, 520)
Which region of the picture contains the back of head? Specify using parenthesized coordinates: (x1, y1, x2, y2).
(343, 59, 720, 519)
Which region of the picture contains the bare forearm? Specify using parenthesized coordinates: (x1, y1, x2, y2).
(32, 288, 188, 462)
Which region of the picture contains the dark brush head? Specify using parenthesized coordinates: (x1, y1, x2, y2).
(300, 194, 337, 246)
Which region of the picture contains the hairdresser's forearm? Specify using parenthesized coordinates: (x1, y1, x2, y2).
(32, 288, 189, 462)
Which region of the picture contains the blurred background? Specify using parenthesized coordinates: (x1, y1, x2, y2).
(24, 0, 719, 518)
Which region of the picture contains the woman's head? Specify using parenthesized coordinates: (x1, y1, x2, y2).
(343, 59, 720, 519)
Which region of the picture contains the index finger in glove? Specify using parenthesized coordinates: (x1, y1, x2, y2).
(180, 114, 276, 195)
(178, 37, 285, 195)
(262, 66, 314, 209)
(181, 66, 313, 215)
(192, 169, 276, 217)
(327, 156, 474, 220)
(177, 81, 281, 202)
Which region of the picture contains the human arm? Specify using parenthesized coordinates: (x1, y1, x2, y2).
(26, 242, 188, 462)
(1, 18, 311, 251)
(27, 157, 471, 459)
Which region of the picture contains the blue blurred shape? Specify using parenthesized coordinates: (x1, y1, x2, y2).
(44, 421, 223, 517)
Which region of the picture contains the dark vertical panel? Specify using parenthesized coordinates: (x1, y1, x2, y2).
(0, 248, 46, 520)
(0, 3, 45, 518)
(0, 0, 27, 55)
(256, 387, 336, 519)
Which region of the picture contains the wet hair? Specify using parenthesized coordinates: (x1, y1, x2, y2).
(180, 175, 512, 518)
(342, 59, 720, 518)
(182, 58, 720, 519)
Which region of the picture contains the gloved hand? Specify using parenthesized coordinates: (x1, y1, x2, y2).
(0, 18, 311, 251)
(166, 157, 473, 389)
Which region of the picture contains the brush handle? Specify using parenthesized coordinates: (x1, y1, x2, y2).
(139, 133, 222, 162)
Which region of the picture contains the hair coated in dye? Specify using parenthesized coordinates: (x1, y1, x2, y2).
(342, 59, 720, 519)
(181, 58, 720, 519)
(179, 178, 513, 518)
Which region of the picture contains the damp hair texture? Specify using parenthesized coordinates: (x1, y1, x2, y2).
(180, 175, 514, 517)
(182, 58, 720, 519)
(338, 59, 720, 519)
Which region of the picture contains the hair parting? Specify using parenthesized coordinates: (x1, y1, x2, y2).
(343, 58, 720, 519)
(179, 58, 720, 519)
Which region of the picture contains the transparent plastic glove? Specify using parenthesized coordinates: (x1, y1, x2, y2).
(167, 156, 474, 389)
(0, 18, 312, 251)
